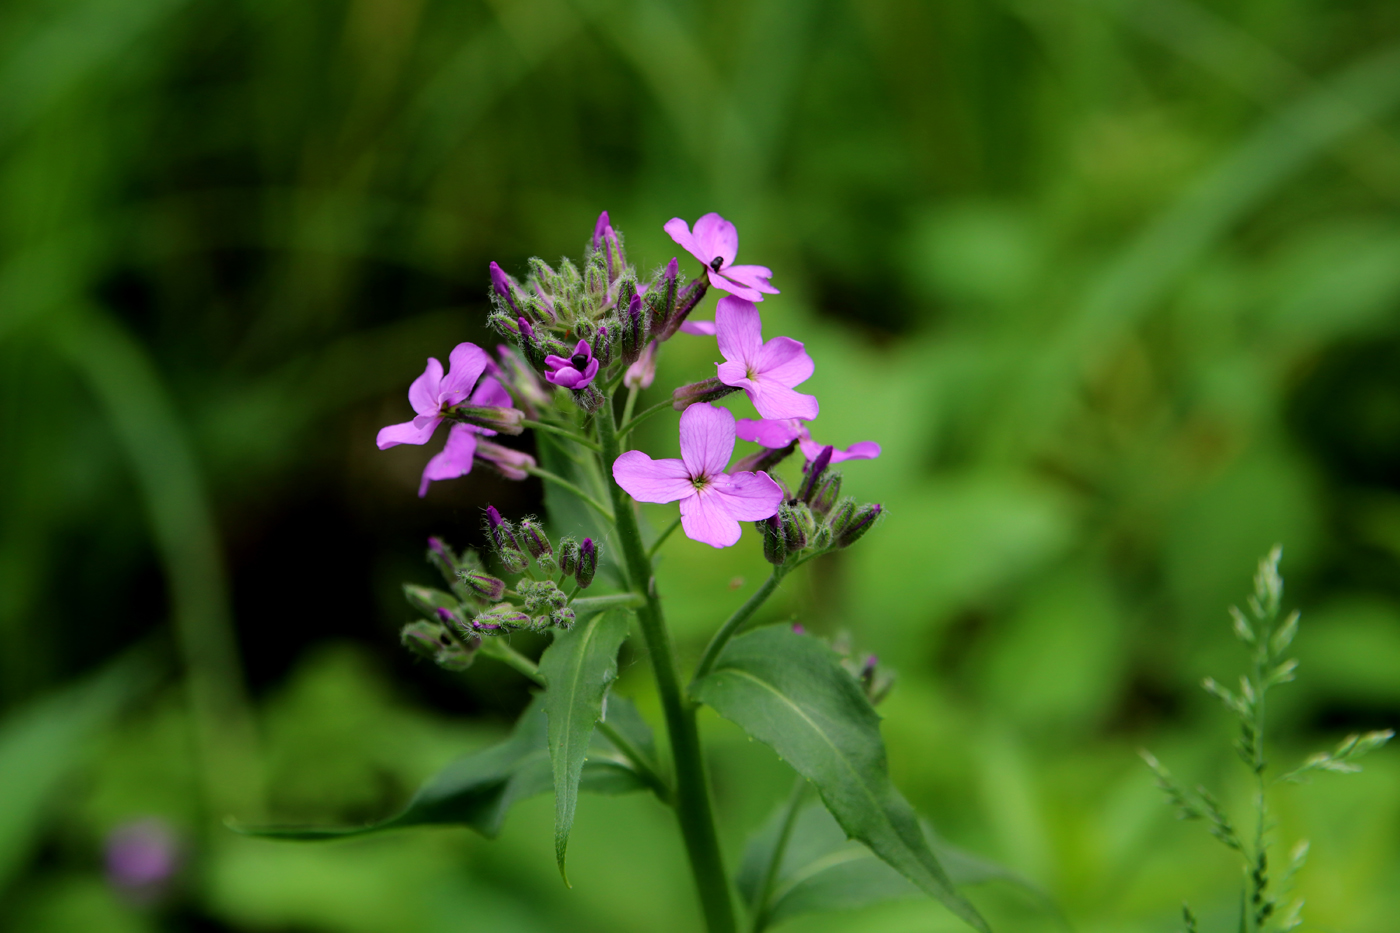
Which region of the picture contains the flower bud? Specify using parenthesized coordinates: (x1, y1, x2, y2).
(549, 607, 576, 631)
(620, 292, 646, 363)
(496, 344, 550, 414)
(400, 620, 450, 659)
(490, 261, 520, 315)
(657, 273, 708, 340)
(625, 340, 658, 390)
(758, 515, 787, 565)
(672, 377, 739, 411)
(591, 210, 611, 251)
(593, 323, 613, 367)
(798, 445, 834, 504)
(518, 518, 553, 560)
(584, 255, 607, 298)
(810, 469, 842, 517)
(833, 503, 882, 549)
(558, 537, 580, 577)
(779, 503, 808, 552)
(603, 225, 626, 282)
(518, 578, 567, 614)
(471, 603, 533, 632)
(475, 440, 537, 482)
(461, 569, 506, 602)
(733, 440, 797, 474)
(573, 384, 605, 413)
(425, 536, 462, 578)
(484, 506, 530, 572)
(403, 583, 459, 621)
(825, 497, 856, 541)
(452, 405, 525, 435)
(645, 258, 680, 339)
(575, 538, 598, 588)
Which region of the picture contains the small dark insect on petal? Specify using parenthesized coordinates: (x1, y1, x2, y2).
(709, 256, 724, 272)
(571, 353, 588, 369)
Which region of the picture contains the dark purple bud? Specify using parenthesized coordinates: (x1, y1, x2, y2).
(436, 606, 458, 625)
(592, 210, 611, 250)
(518, 518, 553, 560)
(575, 538, 597, 588)
(461, 569, 507, 601)
(834, 503, 882, 549)
(672, 377, 740, 411)
(484, 507, 530, 572)
(658, 274, 709, 341)
(452, 405, 525, 435)
(428, 537, 447, 557)
(799, 446, 834, 503)
(486, 506, 505, 530)
(594, 324, 613, 367)
(517, 316, 535, 339)
(810, 469, 843, 517)
(759, 514, 787, 565)
(604, 226, 617, 281)
(490, 261, 519, 314)
(779, 503, 808, 552)
(558, 537, 580, 577)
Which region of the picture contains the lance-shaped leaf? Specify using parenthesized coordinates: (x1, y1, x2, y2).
(233, 695, 643, 841)
(690, 626, 989, 932)
(739, 799, 1042, 930)
(538, 607, 631, 882)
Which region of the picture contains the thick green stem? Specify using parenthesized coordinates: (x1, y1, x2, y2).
(693, 572, 784, 684)
(749, 776, 809, 933)
(597, 397, 738, 933)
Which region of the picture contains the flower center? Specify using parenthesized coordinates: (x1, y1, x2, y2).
(570, 353, 589, 370)
(709, 256, 724, 272)
(691, 473, 711, 491)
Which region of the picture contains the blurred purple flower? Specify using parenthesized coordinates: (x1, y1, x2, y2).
(714, 297, 819, 421)
(736, 418, 881, 464)
(376, 342, 492, 449)
(106, 818, 180, 902)
(545, 339, 600, 389)
(679, 319, 716, 336)
(663, 213, 778, 302)
(625, 340, 658, 390)
(612, 402, 783, 548)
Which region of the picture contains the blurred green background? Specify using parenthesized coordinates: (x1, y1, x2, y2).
(3, 0, 1400, 930)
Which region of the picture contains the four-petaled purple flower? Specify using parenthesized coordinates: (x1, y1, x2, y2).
(376, 342, 492, 449)
(417, 376, 520, 496)
(664, 213, 779, 302)
(736, 418, 881, 464)
(714, 296, 819, 421)
(545, 339, 600, 389)
(613, 402, 783, 548)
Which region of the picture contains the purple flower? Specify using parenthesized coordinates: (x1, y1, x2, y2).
(106, 818, 180, 901)
(545, 339, 600, 389)
(612, 402, 783, 548)
(714, 296, 819, 421)
(377, 342, 492, 449)
(736, 418, 881, 464)
(680, 319, 716, 336)
(592, 210, 611, 250)
(664, 213, 779, 302)
(625, 340, 658, 390)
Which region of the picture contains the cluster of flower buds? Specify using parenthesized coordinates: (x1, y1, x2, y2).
(755, 446, 883, 566)
(485, 211, 711, 412)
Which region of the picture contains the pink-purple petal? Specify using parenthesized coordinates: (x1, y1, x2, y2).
(715, 296, 764, 368)
(708, 269, 763, 301)
(748, 382, 820, 421)
(678, 402, 736, 478)
(722, 264, 779, 295)
(441, 342, 489, 399)
(679, 319, 716, 336)
(679, 488, 742, 548)
(692, 213, 738, 268)
(710, 471, 784, 521)
(799, 437, 881, 463)
(756, 336, 815, 387)
(407, 358, 444, 415)
(471, 376, 512, 408)
(612, 451, 695, 503)
(376, 415, 442, 449)
(663, 218, 704, 264)
(419, 424, 478, 496)
(546, 366, 584, 388)
(716, 360, 753, 389)
(736, 418, 802, 448)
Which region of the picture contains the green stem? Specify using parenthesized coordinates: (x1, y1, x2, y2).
(597, 397, 738, 933)
(522, 419, 601, 451)
(621, 385, 640, 432)
(749, 777, 809, 933)
(618, 397, 674, 439)
(646, 515, 683, 560)
(570, 592, 645, 618)
(475, 637, 672, 802)
(692, 572, 784, 684)
(522, 465, 615, 522)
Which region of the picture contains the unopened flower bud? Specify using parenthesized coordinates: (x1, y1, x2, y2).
(475, 440, 537, 482)
(833, 503, 882, 549)
(779, 503, 808, 552)
(603, 225, 626, 282)
(799, 446, 834, 504)
(452, 405, 525, 435)
(403, 583, 459, 621)
(810, 469, 842, 517)
(497, 344, 549, 414)
(657, 273, 708, 340)
(550, 607, 576, 631)
(400, 620, 450, 659)
(575, 538, 598, 588)
(625, 340, 658, 390)
(825, 497, 856, 541)
(734, 440, 797, 474)
(490, 261, 520, 315)
(518, 518, 553, 560)
(672, 377, 739, 411)
(584, 255, 607, 298)
(461, 569, 507, 602)
(759, 515, 787, 565)
(591, 210, 611, 251)
(426, 537, 463, 578)
(558, 537, 580, 577)
(518, 578, 567, 613)
(593, 324, 613, 367)
(484, 506, 530, 572)
(471, 603, 533, 633)
(573, 384, 605, 413)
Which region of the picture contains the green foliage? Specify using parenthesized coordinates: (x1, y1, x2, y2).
(690, 625, 988, 932)
(538, 608, 631, 880)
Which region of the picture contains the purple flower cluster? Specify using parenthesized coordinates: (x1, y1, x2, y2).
(376, 209, 880, 550)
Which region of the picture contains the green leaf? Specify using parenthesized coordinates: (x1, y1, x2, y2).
(739, 800, 1041, 929)
(233, 695, 644, 841)
(538, 608, 631, 882)
(690, 626, 989, 932)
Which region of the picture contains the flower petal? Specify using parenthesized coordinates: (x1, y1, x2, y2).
(722, 264, 779, 296)
(736, 418, 802, 448)
(545, 366, 584, 388)
(715, 296, 764, 370)
(692, 213, 738, 268)
(679, 319, 716, 336)
(716, 360, 753, 389)
(755, 336, 814, 387)
(377, 414, 442, 449)
(663, 217, 705, 264)
(679, 488, 742, 548)
(407, 358, 444, 415)
(419, 424, 477, 496)
(612, 451, 694, 503)
(748, 382, 820, 421)
(710, 471, 784, 522)
(708, 269, 763, 301)
(577, 357, 600, 388)
(678, 401, 736, 478)
(799, 437, 881, 464)
(470, 376, 513, 408)
(440, 342, 489, 401)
